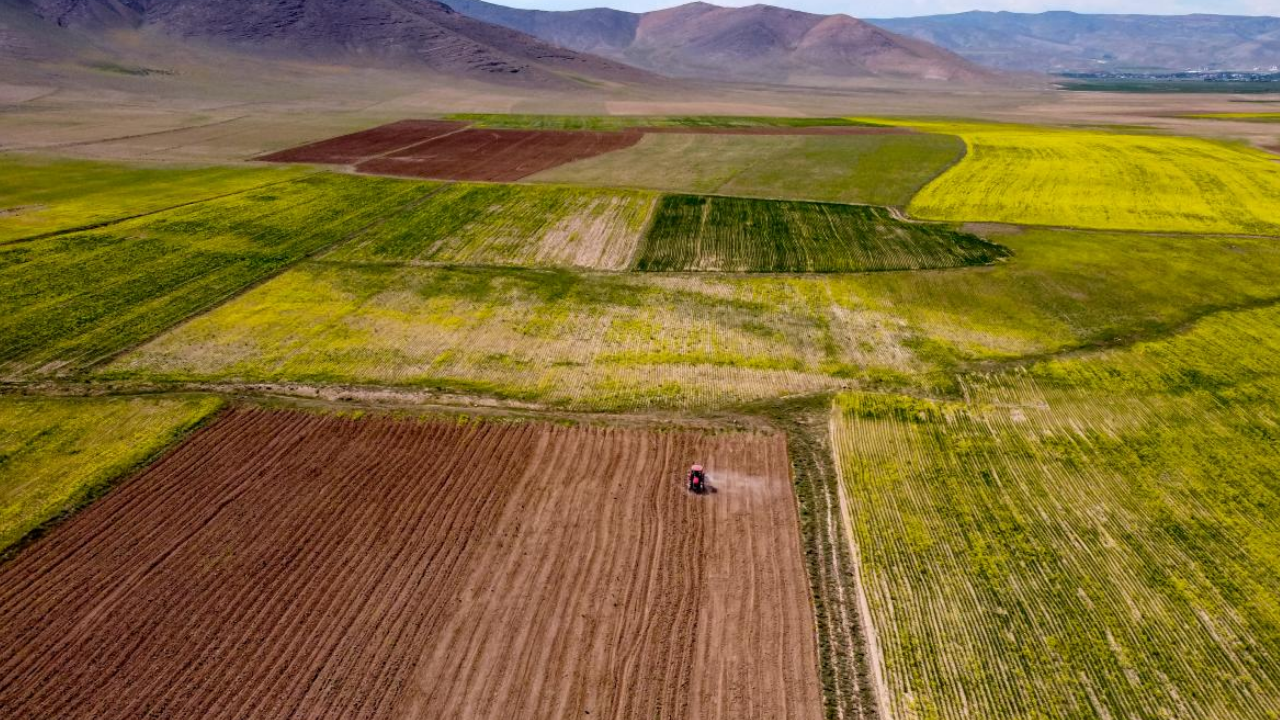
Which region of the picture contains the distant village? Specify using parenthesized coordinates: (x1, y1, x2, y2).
(1059, 69, 1280, 83)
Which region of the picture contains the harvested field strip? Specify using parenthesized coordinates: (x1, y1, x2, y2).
(0, 173, 435, 377)
(831, 304, 1280, 719)
(446, 113, 888, 130)
(636, 194, 1008, 272)
(356, 129, 643, 182)
(0, 155, 307, 243)
(256, 119, 467, 164)
(900, 119, 1280, 235)
(329, 183, 656, 270)
(0, 408, 822, 719)
(0, 394, 222, 555)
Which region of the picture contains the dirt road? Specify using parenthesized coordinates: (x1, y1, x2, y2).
(0, 407, 821, 719)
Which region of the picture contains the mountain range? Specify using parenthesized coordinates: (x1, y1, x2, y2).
(872, 11, 1280, 73)
(6, 0, 656, 88)
(4, 0, 1278, 89)
(443, 0, 992, 84)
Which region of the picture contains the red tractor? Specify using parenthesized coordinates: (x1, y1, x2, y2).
(687, 464, 707, 494)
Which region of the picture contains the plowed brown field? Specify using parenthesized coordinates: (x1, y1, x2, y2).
(257, 120, 467, 163)
(355, 128, 643, 181)
(0, 408, 821, 720)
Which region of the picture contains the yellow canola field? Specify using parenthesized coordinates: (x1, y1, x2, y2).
(895, 120, 1280, 235)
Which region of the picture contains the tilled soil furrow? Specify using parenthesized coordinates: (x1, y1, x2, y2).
(0, 410, 821, 720)
(137, 416, 422, 719)
(0, 408, 320, 706)
(26, 409, 337, 717)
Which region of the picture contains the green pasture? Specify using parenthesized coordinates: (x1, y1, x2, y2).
(531, 132, 964, 206)
(0, 154, 309, 243)
(637, 195, 1005, 272)
(0, 394, 222, 554)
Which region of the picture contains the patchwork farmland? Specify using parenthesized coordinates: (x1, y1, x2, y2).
(6, 103, 1280, 720)
(0, 408, 821, 720)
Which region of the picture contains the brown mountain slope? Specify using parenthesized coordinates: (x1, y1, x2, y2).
(446, 0, 996, 84)
(17, 0, 657, 88)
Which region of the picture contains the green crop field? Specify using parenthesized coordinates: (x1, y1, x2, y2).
(445, 113, 885, 130)
(900, 120, 1280, 235)
(0, 155, 309, 243)
(0, 173, 434, 377)
(329, 183, 656, 270)
(833, 302, 1280, 719)
(531, 133, 965, 206)
(0, 394, 222, 554)
(1186, 112, 1280, 123)
(106, 223, 1280, 409)
(636, 195, 1007, 272)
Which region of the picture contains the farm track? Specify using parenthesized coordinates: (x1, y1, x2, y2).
(784, 410, 882, 720)
(0, 407, 823, 720)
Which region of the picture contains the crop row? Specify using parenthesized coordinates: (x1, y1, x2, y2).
(832, 303, 1280, 719)
(330, 183, 656, 270)
(0, 173, 434, 376)
(637, 194, 1007, 272)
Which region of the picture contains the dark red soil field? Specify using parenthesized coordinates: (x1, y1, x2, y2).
(257, 120, 467, 163)
(0, 408, 821, 720)
(355, 128, 643, 182)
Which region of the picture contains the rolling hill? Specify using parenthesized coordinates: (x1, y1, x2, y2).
(871, 11, 1280, 73)
(444, 0, 995, 84)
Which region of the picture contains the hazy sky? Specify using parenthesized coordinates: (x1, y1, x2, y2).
(494, 0, 1280, 17)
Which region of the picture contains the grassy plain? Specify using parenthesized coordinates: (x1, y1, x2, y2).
(0, 155, 308, 242)
(0, 394, 222, 554)
(637, 195, 1005, 272)
(109, 225, 1280, 409)
(329, 183, 656, 270)
(445, 113, 884, 129)
(0, 173, 432, 377)
(903, 120, 1280, 235)
(530, 133, 965, 206)
(834, 302, 1280, 719)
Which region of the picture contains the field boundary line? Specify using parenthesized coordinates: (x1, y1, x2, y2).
(2, 114, 249, 153)
(72, 183, 453, 376)
(782, 409, 882, 720)
(969, 291, 1280, 376)
(0, 396, 228, 566)
(0, 170, 324, 247)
